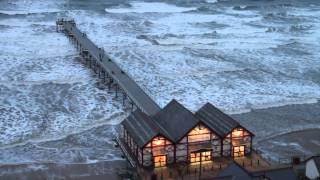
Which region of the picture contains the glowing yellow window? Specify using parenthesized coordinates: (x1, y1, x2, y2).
(190, 151, 212, 163)
(232, 129, 243, 137)
(233, 146, 245, 157)
(154, 155, 166, 167)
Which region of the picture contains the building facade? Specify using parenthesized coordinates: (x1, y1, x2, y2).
(305, 156, 320, 180)
(120, 100, 254, 168)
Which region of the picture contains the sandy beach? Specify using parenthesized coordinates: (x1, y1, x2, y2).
(232, 101, 320, 162)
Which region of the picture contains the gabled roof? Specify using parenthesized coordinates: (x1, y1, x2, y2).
(153, 99, 200, 142)
(122, 100, 254, 148)
(121, 109, 159, 147)
(195, 103, 240, 137)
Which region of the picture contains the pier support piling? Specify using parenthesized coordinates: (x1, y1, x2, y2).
(56, 19, 161, 116)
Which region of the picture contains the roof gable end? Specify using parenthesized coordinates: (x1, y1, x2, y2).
(195, 102, 240, 137)
(153, 99, 200, 142)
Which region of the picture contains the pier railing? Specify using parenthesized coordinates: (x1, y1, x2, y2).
(56, 18, 161, 116)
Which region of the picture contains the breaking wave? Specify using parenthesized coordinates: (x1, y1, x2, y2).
(263, 12, 306, 23)
(271, 41, 312, 55)
(105, 2, 197, 13)
(136, 34, 160, 45)
(289, 24, 313, 32)
(0, 10, 61, 16)
(233, 5, 259, 11)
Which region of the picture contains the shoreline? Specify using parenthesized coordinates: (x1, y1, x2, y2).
(0, 160, 127, 180)
(0, 101, 319, 179)
(232, 101, 320, 162)
(256, 128, 320, 163)
(227, 99, 319, 115)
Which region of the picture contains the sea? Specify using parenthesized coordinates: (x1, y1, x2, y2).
(0, 0, 320, 177)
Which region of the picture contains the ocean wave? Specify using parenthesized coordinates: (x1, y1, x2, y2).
(0, 79, 92, 86)
(271, 41, 311, 55)
(136, 34, 160, 45)
(150, 33, 186, 40)
(206, 0, 218, 3)
(201, 31, 219, 38)
(0, 113, 124, 150)
(142, 20, 153, 27)
(0, 120, 124, 165)
(233, 5, 259, 11)
(0, 12, 24, 18)
(194, 20, 228, 30)
(263, 12, 305, 23)
(0, 10, 61, 16)
(105, 2, 197, 13)
(265, 25, 312, 33)
(0, 24, 11, 29)
(289, 24, 313, 32)
(270, 3, 293, 9)
(265, 26, 285, 33)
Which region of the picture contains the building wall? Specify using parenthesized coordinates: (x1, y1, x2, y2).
(306, 159, 320, 179)
(222, 135, 231, 156)
(121, 124, 253, 168)
(223, 127, 252, 157)
(177, 123, 222, 162)
(122, 127, 139, 162)
(138, 148, 143, 164)
(211, 133, 221, 157)
(142, 136, 174, 167)
(176, 137, 188, 162)
(142, 147, 152, 167)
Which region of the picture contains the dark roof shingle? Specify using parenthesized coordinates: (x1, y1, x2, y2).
(121, 109, 159, 147)
(122, 101, 253, 147)
(153, 99, 199, 142)
(195, 103, 239, 137)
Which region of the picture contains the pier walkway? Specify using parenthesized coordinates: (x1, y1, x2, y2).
(56, 19, 161, 116)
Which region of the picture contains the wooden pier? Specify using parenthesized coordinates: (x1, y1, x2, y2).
(56, 19, 161, 116)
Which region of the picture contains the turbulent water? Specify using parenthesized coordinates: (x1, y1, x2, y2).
(0, 0, 320, 167)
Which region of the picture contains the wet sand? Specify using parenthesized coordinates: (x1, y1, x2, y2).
(232, 101, 320, 162)
(0, 160, 127, 180)
(256, 128, 320, 162)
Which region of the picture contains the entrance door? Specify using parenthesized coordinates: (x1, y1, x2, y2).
(233, 145, 245, 157)
(154, 155, 166, 167)
(190, 151, 212, 163)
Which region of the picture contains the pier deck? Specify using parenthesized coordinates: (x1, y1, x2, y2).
(57, 19, 161, 116)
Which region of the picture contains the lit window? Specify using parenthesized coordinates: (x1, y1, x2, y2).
(232, 129, 243, 137)
(152, 137, 165, 146)
(188, 124, 210, 142)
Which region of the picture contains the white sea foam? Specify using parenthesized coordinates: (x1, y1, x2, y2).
(0, 9, 125, 149)
(68, 3, 320, 117)
(206, 0, 218, 4)
(105, 2, 196, 13)
(1, 0, 320, 164)
(0, 9, 60, 15)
